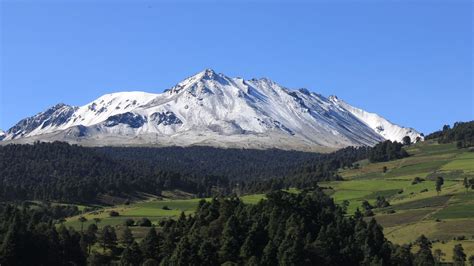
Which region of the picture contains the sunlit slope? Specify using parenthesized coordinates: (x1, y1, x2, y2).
(322, 140, 474, 261)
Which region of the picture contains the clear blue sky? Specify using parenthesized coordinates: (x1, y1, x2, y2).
(1, 0, 472, 134)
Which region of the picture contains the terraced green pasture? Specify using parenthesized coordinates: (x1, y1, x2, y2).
(328, 141, 474, 260)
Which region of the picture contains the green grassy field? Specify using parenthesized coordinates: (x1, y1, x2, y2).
(325, 141, 474, 261)
(63, 193, 266, 230)
(63, 141, 474, 262)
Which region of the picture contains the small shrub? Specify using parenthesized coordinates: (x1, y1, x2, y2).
(412, 177, 425, 185)
(162, 205, 171, 210)
(109, 210, 120, 217)
(420, 188, 428, 193)
(138, 217, 152, 227)
(124, 218, 135, 226)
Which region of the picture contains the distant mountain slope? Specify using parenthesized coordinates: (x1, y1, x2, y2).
(1, 69, 422, 151)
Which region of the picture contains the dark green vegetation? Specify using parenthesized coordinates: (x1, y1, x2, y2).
(0, 204, 87, 265)
(0, 142, 369, 203)
(0, 141, 228, 202)
(0, 189, 449, 266)
(369, 140, 408, 163)
(1, 121, 474, 264)
(426, 121, 474, 148)
(320, 124, 474, 263)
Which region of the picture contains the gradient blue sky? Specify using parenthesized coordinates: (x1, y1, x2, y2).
(1, 0, 472, 134)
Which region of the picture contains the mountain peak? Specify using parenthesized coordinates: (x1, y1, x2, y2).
(1, 70, 423, 150)
(328, 95, 339, 102)
(202, 68, 216, 78)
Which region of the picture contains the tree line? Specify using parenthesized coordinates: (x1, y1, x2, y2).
(3, 189, 471, 265)
(426, 121, 474, 148)
(369, 140, 409, 163)
(0, 142, 227, 203)
(0, 142, 369, 204)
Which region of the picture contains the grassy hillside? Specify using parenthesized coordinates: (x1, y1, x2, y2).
(63, 140, 473, 262)
(322, 140, 474, 262)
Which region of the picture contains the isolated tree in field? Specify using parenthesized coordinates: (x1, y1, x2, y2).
(383, 166, 388, 173)
(124, 218, 135, 227)
(413, 235, 435, 266)
(435, 177, 444, 195)
(464, 177, 470, 193)
(120, 226, 134, 246)
(403, 136, 411, 146)
(138, 217, 152, 227)
(99, 225, 117, 253)
(375, 196, 390, 208)
(453, 244, 466, 266)
(78, 216, 87, 232)
(433, 248, 445, 264)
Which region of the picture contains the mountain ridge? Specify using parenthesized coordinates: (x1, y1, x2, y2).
(1, 69, 422, 151)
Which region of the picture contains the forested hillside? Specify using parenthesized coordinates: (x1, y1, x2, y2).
(96, 145, 369, 181)
(0, 142, 369, 204)
(426, 121, 474, 148)
(0, 142, 227, 203)
(0, 189, 443, 265)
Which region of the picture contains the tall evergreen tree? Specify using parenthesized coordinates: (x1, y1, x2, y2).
(464, 177, 470, 193)
(85, 223, 98, 254)
(219, 215, 242, 263)
(199, 240, 219, 266)
(277, 227, 304, 265)
(121, 241, 142, 266)
(413, 235, 435, 266)
(391, 244, 413, 266)
(140, 227, 160, 261)
(169, 236, 199, 265)
(453, 244, 466, 266)
(120, 226, 135, 247)
(435, 177, 444, 195)
(99, 225, 117, 253)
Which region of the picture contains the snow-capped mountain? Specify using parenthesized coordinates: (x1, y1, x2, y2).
(0, 129, 5, 141)
(1, 69, 422, 151)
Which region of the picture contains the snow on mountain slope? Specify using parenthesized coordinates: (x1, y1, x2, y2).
(0, 129, 5, 141)
(1, 69, 423, 151)
(329, 96, 421, 143)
